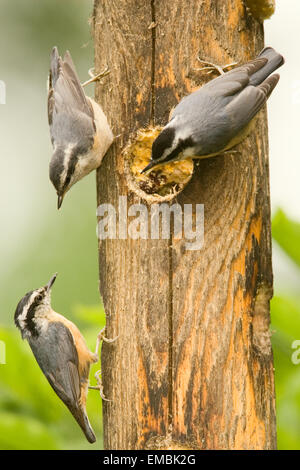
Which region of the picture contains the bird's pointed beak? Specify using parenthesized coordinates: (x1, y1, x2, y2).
(141, 160, 159, 174)
(57, 194, 65, 210)
(46, 273, 58, 292)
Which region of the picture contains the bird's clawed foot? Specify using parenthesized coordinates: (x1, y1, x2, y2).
(81, 66, 110, 87)
(89, 370, 111, 402)
(89, 329, 118, 400)
(99, 326, 119, 343)
(195, 57, 238, 75)
(95, 327, 118, 354)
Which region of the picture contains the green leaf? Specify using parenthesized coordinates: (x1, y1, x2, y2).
(272, 208, 300, 268)
(0, 412, 59, 450)
(271, 296, 300, 340)
(271, 294, 300, 449)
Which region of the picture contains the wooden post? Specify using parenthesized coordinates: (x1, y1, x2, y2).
(93, 0, 276, 449)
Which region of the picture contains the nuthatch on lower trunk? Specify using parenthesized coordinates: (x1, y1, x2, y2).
(142, 47, 284, 173)
(14, 274, 116, 443)
(48, 47, 113, 209)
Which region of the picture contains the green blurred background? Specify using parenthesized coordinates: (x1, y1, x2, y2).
(0, 0, 103, 450)
(0, 0, 300, 450)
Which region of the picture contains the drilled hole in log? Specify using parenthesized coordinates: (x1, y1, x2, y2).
(124, 127, 194, 203)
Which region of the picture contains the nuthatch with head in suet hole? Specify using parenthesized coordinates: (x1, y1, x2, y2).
(14, 273, 117, 443)
(142, 47, 284, 173)
(48, 47, 113, 209)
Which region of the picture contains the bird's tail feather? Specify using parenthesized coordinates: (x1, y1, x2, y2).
(250, 47, 284, 86)
(50, 47, 61, 88)
(71, 406, 96, 444)
(258, 73, 280, 99)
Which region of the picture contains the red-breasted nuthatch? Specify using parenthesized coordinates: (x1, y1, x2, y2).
(48, 47, 113, 209)
(142, 47, 284, 173)
(14, 273, 115, 443)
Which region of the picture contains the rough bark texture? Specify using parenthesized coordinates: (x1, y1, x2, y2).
(93, 0, 276, 450)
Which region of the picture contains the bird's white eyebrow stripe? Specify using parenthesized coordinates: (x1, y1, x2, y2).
(18, 291, 40, 329)
(59, 143, 76, 187)
(63, 143, 76, 170)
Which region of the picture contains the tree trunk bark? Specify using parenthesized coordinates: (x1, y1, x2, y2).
(93, 0, 276, 450)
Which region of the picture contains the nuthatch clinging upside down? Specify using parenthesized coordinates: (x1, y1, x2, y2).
(142, 47, 284, 173)
(48, 47, 113, 209)
(14, 273, 116, 443)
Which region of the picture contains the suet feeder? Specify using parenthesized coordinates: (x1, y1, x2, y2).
(124, 127, 194, 202)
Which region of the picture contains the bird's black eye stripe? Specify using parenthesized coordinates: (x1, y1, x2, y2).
(25, 293, 44, 337)
(64, 174, 71, 189)
(14, 291, 33, 326)
(49, 148, 65, 191)
(64, 154, 76, 190)
(161, 136, 195, 164)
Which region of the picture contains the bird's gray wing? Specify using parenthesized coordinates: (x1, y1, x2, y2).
(28, 322, 81, 408)
(224, 74, 280, 132)
(48, 47, 95, 146)
(204, 57, 268, 97)
(173, 57, 268, 119)
(203, 48, 283, 96)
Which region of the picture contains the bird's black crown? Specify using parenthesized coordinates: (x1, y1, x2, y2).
(151, 127, 176, 161)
